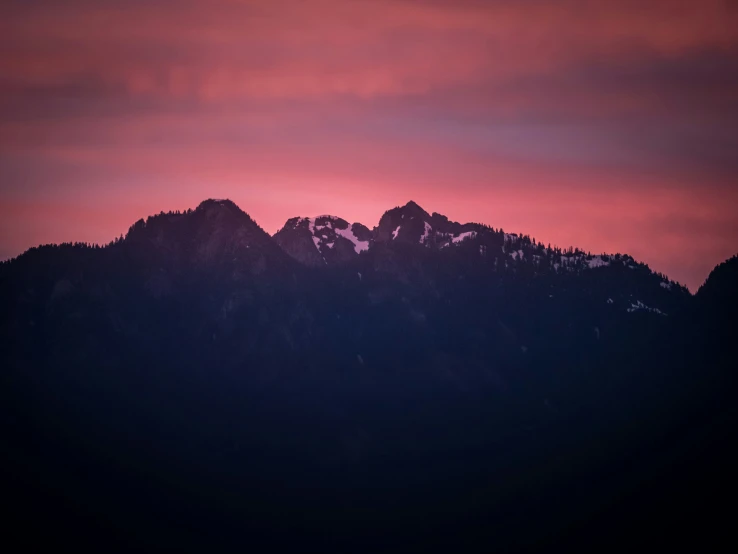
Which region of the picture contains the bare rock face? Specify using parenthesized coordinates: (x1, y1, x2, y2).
(373, 200, 480, 248)
(273, 215, 372, 267)
(375, 200, 433, 244)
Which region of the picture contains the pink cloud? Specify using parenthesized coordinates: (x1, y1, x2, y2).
(1, 0, 737, 291)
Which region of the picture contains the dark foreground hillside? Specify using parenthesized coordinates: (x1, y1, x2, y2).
(1, 201, 735, 552)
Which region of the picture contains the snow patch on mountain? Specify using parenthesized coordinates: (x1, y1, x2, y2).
(299, 216, 370, 255)
(452, 231, 477, 244)
(306, 218, 323, 254)
(421, 222, 432, 244)
(627, 300, 666, 315)
(336, 226, 370, 253)
(554, 253, 614, 271)
(587, 256, 610, 269)
(275, 203, 684, 300)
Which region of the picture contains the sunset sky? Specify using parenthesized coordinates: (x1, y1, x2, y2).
(1, 0, 737, 290)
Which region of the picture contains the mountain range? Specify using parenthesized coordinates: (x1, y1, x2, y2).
(1, 198, 735, 552)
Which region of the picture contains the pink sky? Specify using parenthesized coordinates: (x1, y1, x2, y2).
(1, 0, 737, 290)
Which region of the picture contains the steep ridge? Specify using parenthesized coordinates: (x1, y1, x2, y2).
(374, 200, 434, 244)
(374, 201, 480, 247)
(697, 254, 738, 313)
(273, 215, 371, 267)
(274, 200, 690, 316)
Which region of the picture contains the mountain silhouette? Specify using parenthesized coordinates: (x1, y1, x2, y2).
(1, 199, 735, 552)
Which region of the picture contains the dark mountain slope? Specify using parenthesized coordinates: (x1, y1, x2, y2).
(1, 199, 735, 552)
(697, 253, 738, 318)
(274, 200, 690, 317)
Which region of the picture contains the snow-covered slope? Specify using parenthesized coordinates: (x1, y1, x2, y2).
(272, 200, 689, 316)
(273, 215, 372, 266)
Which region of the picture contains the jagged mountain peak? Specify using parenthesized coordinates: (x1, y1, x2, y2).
(401, 200, 430, 216)
(274, 214, 371, 267)
(390, 200, 431, 220)
(376, 201, 434, 243)
(375, 201, 487, 247)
